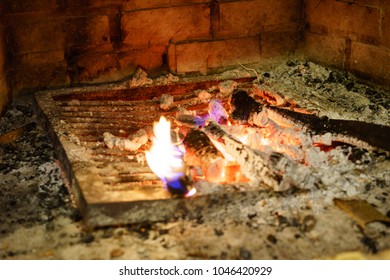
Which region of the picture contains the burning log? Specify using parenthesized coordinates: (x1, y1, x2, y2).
(231, 89, 390, 152)
(183, 129, 224, 164)
(230, 90, 262, 121)
(183, 129, 226, 182)
(266, 106, 390, 152)
(202, 121, 315, 191)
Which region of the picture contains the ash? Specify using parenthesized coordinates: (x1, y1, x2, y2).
(256, 61, 389, 126)
(1, 61, 389, 260)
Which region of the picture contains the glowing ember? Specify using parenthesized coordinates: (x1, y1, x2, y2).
(146, 116, 195, 196)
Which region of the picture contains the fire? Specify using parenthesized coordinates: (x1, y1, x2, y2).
(145, 116, 195, 196)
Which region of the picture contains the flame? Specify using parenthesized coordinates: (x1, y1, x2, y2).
(146, 116, 185, 183)
(146, 116, 196, 196)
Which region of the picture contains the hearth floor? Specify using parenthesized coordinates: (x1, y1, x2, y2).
(1, 61, 389, 260)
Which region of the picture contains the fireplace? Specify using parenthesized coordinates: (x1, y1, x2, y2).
(33, 60, 390, 227)
(0, 0, 389, 259)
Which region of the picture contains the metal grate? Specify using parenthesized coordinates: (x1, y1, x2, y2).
(34, 76, 259, 227)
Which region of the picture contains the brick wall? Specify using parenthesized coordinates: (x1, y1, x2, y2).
(0, 2, 10, 116)
(168, 0, 303, 74)
(304, 0, 390, 85)
(1, 0, 389, 106)
(1, 0, 303, 97)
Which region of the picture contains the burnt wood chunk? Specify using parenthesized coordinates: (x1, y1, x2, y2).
(324, 120, 390, 152)
(231, 90, 390, 152)
(269, 107, 390, 152)
(230, 90, 262, 121)
(183, 129, 223, 165)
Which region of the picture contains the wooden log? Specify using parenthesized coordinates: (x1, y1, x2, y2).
(266, 106, 390, 152)
(183, 129, 226, 182)
(183, 129, 223, 165)
(231, 90, 390, 152)
(202, 121, 316, 191)
(230, 89, 262, 121)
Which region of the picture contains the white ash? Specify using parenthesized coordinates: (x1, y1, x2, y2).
(154, 73, 180, 85)
(160, 94, 174, 111)
(311, 132, 333, 146)
(67, 133, 81, 145)
(253, 85, 285, 106)
(217, 80, 237, 97)
(195, 90, 212, 101)
(129, 68, 153, 87)
(103, 129, 148, 151)
(176, 106, 197, 116)
(254, 61, 389, 126)
(135, 153, 146, 165)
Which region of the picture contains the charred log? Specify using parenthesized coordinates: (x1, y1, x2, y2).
(183, 129, 226, 181)
(183, 129, 223, 163)
(231, 90, 390, 152)
(268, 107, 390, 152)
(230, 90, 262, 121)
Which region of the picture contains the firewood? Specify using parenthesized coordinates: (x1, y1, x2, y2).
(267, 106, 390, 152)
(231, 90, 390, 151)
(203, 121, 305, 191)
(230, 89, 262, 121)
(204, 121, 320, 191)
(183, 129, 226, 182)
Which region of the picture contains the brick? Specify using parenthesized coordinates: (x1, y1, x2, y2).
(349, 41, 390, 80)
(170, 37, 261, 74)
(119, 46, 166, 75)
(336, 0, 383, 8)
(0, 22, 10, 115)
(3, 0, 123, 13)
(70, 53, 120, 84)
(14, 51, 65, 67)
(9, 20, 65, 54)
(261, 32, 301, 59)
(0, 24, 6, 72)
(3, 0, 58, 13)
(0, 2, 4, 16)
(171, 41, 209, 74)
(0, 76, 10, 116)
(383, 6, 390, 48)
(123, 0, 210, 11)
(207, 37, 261, 68)
(219, 0, 303, 37)
(121, 4, 210, 49)
(9, 15, 112, 55)
(306, 0, 381, 44)
(10, 60, 70, 94)
(304, 32, 347, 68)
(61, 0, 122, 9)
(65, 15, 112, 51)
